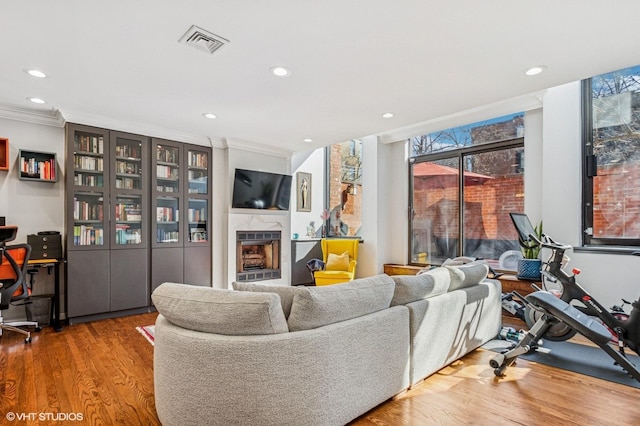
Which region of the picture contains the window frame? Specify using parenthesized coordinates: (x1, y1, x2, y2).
(408, 137, 524, 266)
(581, 75, 640, 249)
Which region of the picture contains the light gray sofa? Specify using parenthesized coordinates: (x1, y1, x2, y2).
(151, 262, 501, 426)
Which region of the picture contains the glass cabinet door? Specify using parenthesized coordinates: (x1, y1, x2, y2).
(111, 133, 147, 249)
(115, 195, 143, 245)
(70, 128, 108, 248)
(187, 149, 208, 195)
(154, 142, 181, 245)
(187, 198, 208, 243)
(73, 192, 106, 246)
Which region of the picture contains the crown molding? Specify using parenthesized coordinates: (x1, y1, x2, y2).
(60, 109, 218, 147)
(378, 91, 546, 144)
(222, 137, 294, 159)
(0, 104, 65, 127)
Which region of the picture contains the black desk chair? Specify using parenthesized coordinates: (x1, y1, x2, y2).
(0, 225, 38, 343)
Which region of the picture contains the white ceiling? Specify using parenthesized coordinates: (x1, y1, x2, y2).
(2, 1, 640, 154)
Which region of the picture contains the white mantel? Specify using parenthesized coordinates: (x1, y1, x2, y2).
(226, 211, 291, 288)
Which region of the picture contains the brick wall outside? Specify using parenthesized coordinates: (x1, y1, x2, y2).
(593, 162, 640, 238)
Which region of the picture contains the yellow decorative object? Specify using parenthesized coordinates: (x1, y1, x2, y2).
(314, 239, 358, 286)
(326, 251, 350, 271)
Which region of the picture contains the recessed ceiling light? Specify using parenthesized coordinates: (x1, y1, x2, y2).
(203, 113, 217, 119)
(382, 112, 395, 118)
(25, 69, 48, 78)
(27, 97, 46, 104)
(525, 66, 547, 76)
(302, 138, 313, 143)
(270, 66, 291, 77)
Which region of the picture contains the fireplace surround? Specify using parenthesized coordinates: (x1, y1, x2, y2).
(236, 231, 281, 282)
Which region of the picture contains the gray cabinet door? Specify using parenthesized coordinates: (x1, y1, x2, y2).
(110, 249, 149, 311)
(67, 250, 110, 318)
(151, 247, 184, 293)
(184, 246, 211, 286)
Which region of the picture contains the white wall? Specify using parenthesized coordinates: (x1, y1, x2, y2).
(0, 117, 64, 319)
(0, 118, 65, 240)
(542, 82, 639, 309)
(224, 147, 291, 288)
(290, 149, 325, 239)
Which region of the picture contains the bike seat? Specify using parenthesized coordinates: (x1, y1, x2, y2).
(527, 291, 612, 345)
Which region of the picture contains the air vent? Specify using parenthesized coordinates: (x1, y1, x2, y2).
(179, 25, 229, 54)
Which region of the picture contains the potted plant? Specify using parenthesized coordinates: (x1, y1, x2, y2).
(516, 221, 543, 280)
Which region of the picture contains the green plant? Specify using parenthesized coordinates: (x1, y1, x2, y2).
(521, 221, 543, 259)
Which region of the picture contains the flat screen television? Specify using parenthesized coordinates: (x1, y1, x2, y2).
(232, 168, 292, 210)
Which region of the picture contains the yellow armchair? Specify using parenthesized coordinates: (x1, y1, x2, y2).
(314, 238, 359, 286)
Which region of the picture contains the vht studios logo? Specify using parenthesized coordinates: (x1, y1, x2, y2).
(6, 412, 84, 422)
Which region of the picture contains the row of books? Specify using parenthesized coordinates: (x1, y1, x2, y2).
(187, 208, 206, 223)
(157, 207, 178, 222)
(75, 134, 104, 154)
(157, 146, 178, 164)
(157, 164, 179, 179)
(74, 173, 104, 187)
(73, 200, 104, 221)
(73, 225, 104, 246)
(115, 144, 141, 159)
(157, 184, 179, 192)
(115, 177, 141, 190)
(20, 157, 56, 180)
(116, 160, 141, 174)
(188, 152, 208, 168)
(115, 225, 142, 244)
(75, 155, 104, 171)
(115, 204, 142, 221)
(157, 230, 179, 243)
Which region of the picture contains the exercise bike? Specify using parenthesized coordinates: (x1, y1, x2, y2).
(489, 213, 640, 382)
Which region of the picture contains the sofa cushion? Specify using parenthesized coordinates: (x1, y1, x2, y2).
(152, 282, 289, 335)
(326, 251, 350, 271)
(231, 281, 296, 318)
(446, 261, 489, 291)
(390, 267, 451, 305)
(287, 274, 395, 331)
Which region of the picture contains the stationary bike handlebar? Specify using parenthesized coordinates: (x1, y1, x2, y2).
(526, 233, 572, 252)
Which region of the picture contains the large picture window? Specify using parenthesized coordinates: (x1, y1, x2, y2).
(583, 64, 640, 247)
(409, 113, 524, 269)
(325, 140, 362, 238)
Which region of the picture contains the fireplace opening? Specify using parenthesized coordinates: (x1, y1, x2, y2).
(236, 231, 281, 282)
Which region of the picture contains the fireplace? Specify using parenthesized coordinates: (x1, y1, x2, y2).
(236, 231, 281, 282)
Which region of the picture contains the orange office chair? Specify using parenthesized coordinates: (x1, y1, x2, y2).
(0, 225, 38, 343)
(313, 238, 359, 286)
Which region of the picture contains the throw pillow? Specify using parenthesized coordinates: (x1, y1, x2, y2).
(390, 267, 451, 305)
(287, 274, 395, 331)
(152, 282, 289, 335)
(446, 261, 489, 291)
(325, 251, 350, 271)
(232, 281, 296, 318)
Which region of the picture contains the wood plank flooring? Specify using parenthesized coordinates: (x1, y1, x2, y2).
(1, 312, 639, 425)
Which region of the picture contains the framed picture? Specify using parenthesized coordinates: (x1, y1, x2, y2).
(296, 172, 311, 212)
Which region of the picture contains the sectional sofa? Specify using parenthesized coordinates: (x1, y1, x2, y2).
(151, 261, 501, 426)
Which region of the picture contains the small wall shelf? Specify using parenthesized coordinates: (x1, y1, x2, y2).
(19, 149, 57, 182)
(0, 138, 8, 171)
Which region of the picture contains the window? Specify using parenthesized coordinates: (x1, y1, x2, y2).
(409, 113, 524, 269)
(324, 140, 362, 238)
(583, 64, 640, 247)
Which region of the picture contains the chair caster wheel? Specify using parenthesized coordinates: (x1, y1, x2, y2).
(25, 337, 32, 344)
(35, 326, 42, 332)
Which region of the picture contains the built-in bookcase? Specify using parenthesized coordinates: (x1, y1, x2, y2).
(65, 124, 212, 322)
(65, 124, 149, 322)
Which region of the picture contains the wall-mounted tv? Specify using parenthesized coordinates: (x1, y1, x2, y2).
(232, 168, 292, 210)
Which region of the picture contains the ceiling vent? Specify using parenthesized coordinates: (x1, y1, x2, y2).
(179, 25, 229, 54)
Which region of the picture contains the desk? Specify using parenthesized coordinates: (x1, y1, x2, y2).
(28, 258, 64, 332)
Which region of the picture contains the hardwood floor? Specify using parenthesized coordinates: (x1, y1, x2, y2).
(2, 313, 639, 425)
